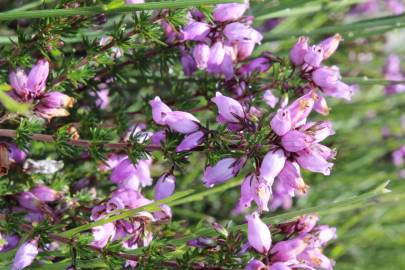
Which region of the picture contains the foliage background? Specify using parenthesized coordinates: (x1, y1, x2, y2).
(1, 0, 405, 269)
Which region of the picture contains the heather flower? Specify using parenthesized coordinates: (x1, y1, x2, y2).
(270, 109, 292, 136)
(213, 3, 248, 22)
(163, 111, 200, 134)
(26, 59, 49, 97)
(290, 37, 309, 66)
(0, 234, 20, 252)
(180, 50, 197, 75)
(9, 68, 28, 101)
(181, 21, 210, 41)
(263, 90, 279, 108)
(39, 92, 75, 109)
(208, 41, 226, 69)
(319, 34, 342, 59)
(29, 185, 60, 202)
(233, 174, 255, 214)
(270, 238, 307, 262)
(296, 145, 334, 175)
(246, 212, 271, 254)
(211, 92, 245, 124)
(7, 143, 27, 163)
(17, 192, 43, 212)
(280, 130, 313, 152)
(92, 222, 116, 248)
(193, 43, 210, 69)
(202, 157, 245, 187)
(312, 66, 341, 88)
(244, 260, 268, 270)
(110, 158, 152, 190)
(154, 173, 176, 200)
(260, 148, 286, 184)
(176, 131, 205, 152)
(251, 176, 271, 212)
(149, 96, 172, 125)
(11, 239, 39, 270)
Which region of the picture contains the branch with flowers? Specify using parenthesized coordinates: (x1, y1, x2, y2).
(1, 0, 405, 270)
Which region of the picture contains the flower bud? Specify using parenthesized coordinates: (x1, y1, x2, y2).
(312, 66, 340, 88)
(270, 109, 291, 136)
(202, 157, 244, 187)
(180, 51, 197, 76)
(12, 239, 39, 270)
(290, 37, 309, 66)
(322, 81, 354, 101)
(9, 68, 28, 100)
(27, 59, 49, 97)
(193, 43, 210, 69)
(260, 148, 286, 184)
(213, 3, 248, 22)
(319, 34, 342, 59)
(17, 192, 42, 212)
(270, 238, 307, 262)
(208, 41, 225, 68)
(281, 130, 312, 152)
(30, 185, 60, 202)
(211, 92, 244, 124)
(40, 92, 75, 108)
(34, 106, 69, 120)
(149, 96, 172, 125)
(244, 260, 268, 270)
(176, 131, 205, 152)
(163, 111, 200, 134)
(181, 21, 210, 41)
(154, 173, 176, 200)
(246, 212, 271, 254)
(303, 45, 324, 69)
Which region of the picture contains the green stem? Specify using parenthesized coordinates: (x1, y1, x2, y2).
(0, 0, 242, 21)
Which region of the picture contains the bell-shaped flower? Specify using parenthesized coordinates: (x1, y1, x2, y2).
(213, 3, 248, 22)
(181, 21, 210, 41)
(193, 43, 210, 69)
(149, 96, 172, 125)
(211, 92, 244, 124)
(27, 59, 49, 97)
(318, 34, 342, 59)
(163, 111, 200, 134)
(202, 157, 245, 187)
(11, 239, 39, 270)
(246, 212, 271, 254)
(154, 173, 176, 200)
(259, 148, 286, 184)
(270, 109, 292, 136)
(289, 37, 309, 66)
(176, 131, 205, 152)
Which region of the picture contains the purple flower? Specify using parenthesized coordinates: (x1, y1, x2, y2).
(39, 92, 75, 109)
(252, 177, 271, 212)
(17, 192, 42, 212)
(322, 81, 354, 101)
(182, 21, 210, 41)
(149, 96, 172, 125)
(263, 90, 279, 108)
(259, 148, 286, 184)
(27, 59, 49, 97)
(244, 260, 268, 270)
(223, 22, 262, 44)
(154, 173, 176, 200)
(277, 160, 307, 197)
(34, 106, 69, 120)
(237, 41, 256, 61)
(202, 157, 244, 187)
(297, 248, 335, 270)
(319, 34, 342, 59)
(246, 212, 271, 254)
(92, 222, 116, 248)
(150, 130, 167, 147)
(290, 37, 309, 66)
(303, 45, 324, 69)
(208, 41, 226, 69)
(176, 131, 205, 152)
(296, 145, 334, 175)
(270, 109, 292, 136)
(211, 92, 244, 124)
(287, 91, 315, 127)
(193, 43, 210, 69)
(7, 143, 27, 163)
(180, 50, 197, 76)
(9, 68, 28, 101)
(239, 57, 272, 77)
(312, 66, 340, 88)
(270, 238, 307, 262)
(12, 239, 39, 270)
(29, 185, 60, 202)
(233, 174, 255, 214)
(0, 234, 20, 252)
(110, 158, 152, 190)
(213, 3, 248, 22)
(163, 111, 200, 134)
(281, 130, 313, 152)
(387, 0, 405, 14)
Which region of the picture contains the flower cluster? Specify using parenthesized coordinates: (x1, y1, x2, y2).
(173, 2, 263, 79)
(8, 59, 75, 120)
(245, 213, 336, 270)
